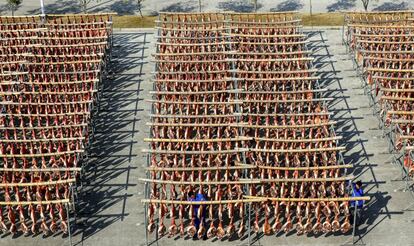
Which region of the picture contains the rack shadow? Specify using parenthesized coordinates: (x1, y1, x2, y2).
(73, 32, 149, 244)
(305, 30, 397, 244)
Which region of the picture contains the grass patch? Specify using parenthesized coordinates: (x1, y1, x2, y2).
(112, 15, 157, 28)
(301, 13, 345, 26)
(111, 13, 346, 28)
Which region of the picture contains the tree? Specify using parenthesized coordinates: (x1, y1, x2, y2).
(252, 0, 258, 12)
(137, 0, 144, 17)
(78, 0, 94, 13)
(124, 0, 144, 17)
(360, 0, 378, 11)
(7, 0, 22, 16)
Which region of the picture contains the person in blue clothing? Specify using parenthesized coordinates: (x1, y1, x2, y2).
(349, 180, 364, 225)
(188, 191, 207, 239)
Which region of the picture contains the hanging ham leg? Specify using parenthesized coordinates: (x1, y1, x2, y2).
(0, 206, 7, 233)
(340, 201, 350, 215)
(18, 205, 30, 235)
(322, 201, 331, 218)
(179, 204, 185, 237)
(237, 203, 245, 238)
(8, 205, 17, 235)
(226, 203, 235, 236)
(304, 216, 313, 234)
(332, 214, 340, 232)
(272, 202, 282, 233)
(312, 202, 322, 234)
(49, 204, 58, 234)
(313, 216, 323, 234)
(282, 202, 293, 233)
(186, 205, 197, 237)
(58, 204, 68, 234)
(295, 202, 304, 235)
(147, 203, 156, 233)
(322, 215, 332, 233)
(197, 218, 206, 239)
(38, 205, 49, 236)
(29, 204, 36, 234)
(304, 202, 313, 234)
(341, 216, 351, 233)
(168, 204, 177, 237)
(262, 203, 271, 235)
(206, 204, 216, 239)
(216, 204, 225, 239)
(158, 203, 167, 236)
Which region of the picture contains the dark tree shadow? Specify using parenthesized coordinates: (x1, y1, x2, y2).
(217, 0, 263, 13)
(27, 0, 118, 14)
(0, 4, 10, 15)
(270, 0, 304, 12)
(160, 1, 198, 12)
(27, 0, 81, 15)
(372, 2, 409, 11)
(2, 2, 23, 15)
(108, 0, 137, 15)
(86, 0, 115, 13)
(327, 0, 357, 12)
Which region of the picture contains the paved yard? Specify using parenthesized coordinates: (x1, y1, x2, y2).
(1, 0, 413, 16)
(1, 27, 413, 246)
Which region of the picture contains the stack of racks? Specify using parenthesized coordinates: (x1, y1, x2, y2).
(143, 12, 366, 242)
(0, 14, 112, 237)
(344, 11, 414, 181)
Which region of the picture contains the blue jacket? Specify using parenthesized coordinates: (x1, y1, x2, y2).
(194, 193, 207, 218)
(189, 193, 207, 228)
(350, 183, 364, 208)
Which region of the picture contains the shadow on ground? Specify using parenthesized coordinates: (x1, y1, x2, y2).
(372, 1, 409, 11)
(305, 30, 401, 244)
(327, 0, 357, 12)
(160, 1, 198, 12)
(27, 0, 81, 14)
(72, 32, 148, 244)
(107, 0, 138, 15)
(0, 4, 11, 15)
(270, 0, 304, 12)
(218, 0, 262, 12)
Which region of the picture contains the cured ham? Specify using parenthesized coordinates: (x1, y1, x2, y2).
(143, 12, 361, 241)
(0, 14, 112, 236)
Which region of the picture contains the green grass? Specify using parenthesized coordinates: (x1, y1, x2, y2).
(301, 13, 345, 26)
(112, 15, 157, 28)
(111, 13, 346, 28)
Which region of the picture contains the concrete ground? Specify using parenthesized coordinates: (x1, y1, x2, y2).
(2, 28, 414, 246)
(2, 0, 414, 16)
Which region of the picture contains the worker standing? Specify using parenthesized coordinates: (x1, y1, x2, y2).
(188, 191, 207, 239)
(349, 180, 364, 225)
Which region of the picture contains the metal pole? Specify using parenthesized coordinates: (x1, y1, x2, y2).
(225, 12, 252, 244)
(248, 202, 251, 246)
(39, 0, 45, 14)
(309, 0, 312, 16)
(342, 21, 345, 45)
(144, 155, 149, 246)
(66, 203, 73, 246)
(352, 205, 358, 244)
(155, 214, 159, 246)
(146, 14, 161, 246)
(39, 0, 46, 23)
(71, 185, 78, 224)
